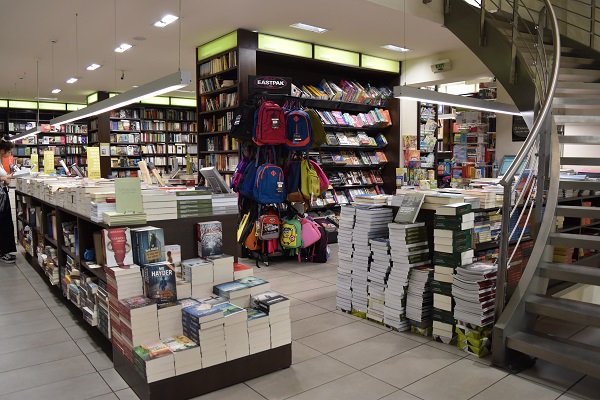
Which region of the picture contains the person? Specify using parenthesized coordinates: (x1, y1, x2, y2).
(0, 136, 16, 263)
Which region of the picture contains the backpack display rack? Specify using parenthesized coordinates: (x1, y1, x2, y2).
(231, 95, 331, 267)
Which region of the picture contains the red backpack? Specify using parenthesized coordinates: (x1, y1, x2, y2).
(253, 101, 286, 146)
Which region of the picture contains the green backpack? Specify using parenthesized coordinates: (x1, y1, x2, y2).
(300, 159, 321, 200)
(280, 217, 303, 250)
(306, 109, 327, 148)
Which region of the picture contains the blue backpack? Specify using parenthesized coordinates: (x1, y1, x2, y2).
(253, 164, 286, 204)
(238, 160, 258, 199)
(284, 110, 313, 150)
(284, 160, 301, 194)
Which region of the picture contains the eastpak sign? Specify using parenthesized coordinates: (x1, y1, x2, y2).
(249, 75, 292, 95)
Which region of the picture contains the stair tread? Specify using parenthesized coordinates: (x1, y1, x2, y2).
(540, 262, 600, 285)
(559, 180, 600, 190)
(556, 204, 600, 216)
(560, 157, 600, 165)
(555, 115, 600, 125)
(507, 331, 600, 378)
(527, 295, 600, 327)
(559, 136, 600, 144)
(550, 232, 600, 249)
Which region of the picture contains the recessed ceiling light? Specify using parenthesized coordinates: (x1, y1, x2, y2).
(51, 88, 62, 94)
(66, 77, 78, 84)
(290, 23, 328, 33)
(381, 44, 411, 52)
(176, 89, 195, 93)
(86, 63, 101, 71)
(38, 96, 58, 101)
(114, 43, 132, 53)
(154, 14, 179, 27)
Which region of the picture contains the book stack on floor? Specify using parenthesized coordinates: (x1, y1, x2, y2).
(218, 302, 249, 361)
(385, 222, 429, 331)
(455, 323, 493, 358)
(119, 297, 159, 363)
(336, 206, 356, 311)
(162, 335, 202, 375)
(132, 341, 175, 382)
(405, 265, 434, 336)
(157, 302, 183, 339)
(182, 258, 215, 297)
(452, 261, 497, 356)
(431, 203, 474, 343)
(352, 207, 393, 315)
(181, 297, 227, 368)
(246, 308, 270, 354)
(206, 254, 235, 285)
(367, 237, 391, 323)
(252, 291, 291, 349)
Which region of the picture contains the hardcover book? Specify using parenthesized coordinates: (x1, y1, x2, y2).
(197, 221, 223, 257)
(250, 291, 290, 313)
(131, 227, 166, 266)
(102, 227, 134, 267)
(165, 245, 182, 279)
(142, 261, 177, 304)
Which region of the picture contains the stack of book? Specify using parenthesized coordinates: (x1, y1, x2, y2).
(96, 286, 111, 339)
(141, 191, 178, 221)
(455, 323, 493, 357)
(119, 297, 159, 363)
(206, 254, 235, 285)
(103, 211, 147, 226)
(182, 258, 215, 297)
(420, 192, 466, 211)
(233, 263, 253, 279)
(405, 265, 434, 335)
(247, 308, 270, 354)
(182, 297, 227, 367)
(157, 302, 183, 339)
(91, 201, 116, 223)
(351, 207, 393, 314)
(217, 303, 249, 361)
(176, 190, 213, 218)
(431, 203, 474, 343)
(132, 341, 175, 383)
(251, 291, 291, 349)
(336, 206, 356, 311)
(213, 281, 251, 308)
(176, 280, 192, 299)
(211, 193, 238, 215)
(162, 335, 202, 375)
(367, 237, 391, 323)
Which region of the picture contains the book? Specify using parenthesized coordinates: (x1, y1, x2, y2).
(197, 221, 223, 257)
(142, 261, 177, 304)
(131, 227, 166, 266)
(436, 203, 472, 216)
(393, 193, 426, 224)
(251, 291, 290, 313)
(165, 245, 182, 279)
(102, 227, 134, 267)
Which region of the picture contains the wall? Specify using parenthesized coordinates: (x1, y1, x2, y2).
(495, 81, 524, 163)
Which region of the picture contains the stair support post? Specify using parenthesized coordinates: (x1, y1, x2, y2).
(480, 0, 487, 46)
(510, 0, 520, 84)
(495, 181, 513, 320)
(592, 0, 597, 49)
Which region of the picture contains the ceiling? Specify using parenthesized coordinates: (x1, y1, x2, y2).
(0, 0, 466, 104)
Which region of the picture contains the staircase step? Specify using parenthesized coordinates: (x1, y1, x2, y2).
(560, 157, 600, 165)
(559, 180, 600, 190)
(522, 55, 597, 69)
(556, 82, 600, 94)
(549, 232, 600, 250)
(540, 262, 600, 285)
(506, 331, 600, 378)
(526, 295, 600, 327)
(554, 115, 600, 125)
(556, 204, 600, 218)
(559, 68, 600, 82)
(554, 97, 600, 109)
(559, 135, 600, 144)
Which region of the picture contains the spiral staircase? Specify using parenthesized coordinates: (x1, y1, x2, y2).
(445, 0, 600, 377)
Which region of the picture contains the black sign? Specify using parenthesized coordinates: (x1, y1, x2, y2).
(249, 75, 292, 95)
(512, 115, 529, 142)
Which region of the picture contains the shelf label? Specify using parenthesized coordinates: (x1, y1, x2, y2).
(314, 45, 359, 66)
(43, 150, 54, 174)
(361, 55, 399, 73)
(258, 34, 312, 58)
(30, 154, 38, 172)
(87, 147, 101, 180)
(197, 31, 238, 60)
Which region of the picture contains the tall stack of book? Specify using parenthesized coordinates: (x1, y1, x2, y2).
(206, 254, 235, 285)
(132, 341, 175, 383)
(452, 261, 497, 356)
(251, 291, 291, 349)
(385, 222, 429, 331)
(182, 258, 214, 297)
(336, 206, 356, 311)
(246, 308, 270, 354)
(119, 297, 159, 363)
(367, 237, 391, 323)
(431, 203, 474, 343)
(406, 265, 434, 335)
(217, 302, 249, 361)
(352, 207, 393, 314)
(96, 285, 111, 339)
(157, 302, 183, 339)
(181, 298, 227, 368)
(162, 335, 202, 375)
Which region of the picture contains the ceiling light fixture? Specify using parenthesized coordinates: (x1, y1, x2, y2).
(382, 44, 411, 52)
(114, 43, 132, 53)
(36, 96, 59, 101)
(394, 85, 520, 115)
(66, 77, 79, 84)
(49, 70, 192, 126)
(154, 14, 179, 27)
(290, 23, 328, 33)
(86, 63, 101, 71)
(50, 40, 60, 95)
(51, 88, 61, 94)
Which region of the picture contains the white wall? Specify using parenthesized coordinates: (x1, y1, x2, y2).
(495, 81, 524, 162)
(398, 98, 419, 167)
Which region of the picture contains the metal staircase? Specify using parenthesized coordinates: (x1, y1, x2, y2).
(445, 0, 600, 378)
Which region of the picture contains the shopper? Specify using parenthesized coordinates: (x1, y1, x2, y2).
(0, 136, 16, 263)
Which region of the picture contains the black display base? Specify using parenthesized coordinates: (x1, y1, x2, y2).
(113, 344, 292, 400)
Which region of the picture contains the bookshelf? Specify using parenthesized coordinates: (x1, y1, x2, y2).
(417, 101, 439, 183)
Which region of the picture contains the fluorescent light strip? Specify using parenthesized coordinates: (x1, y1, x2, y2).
(381, 44, 411, 52)
(51, 88, 61, 94)
(86, 63, 101, 71)
(114, 43, 132, 53)
(290, 23, 328, 33)
(36, 97, 58, 101)
(154, 14, 179, 27)
(10, 127, 41, 142)
(66, 77, 78, 84)
(394, 86, 520, 115)
(49, 70, 192, 126)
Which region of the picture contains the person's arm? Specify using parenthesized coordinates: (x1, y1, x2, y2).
(0, 173, 12, 186)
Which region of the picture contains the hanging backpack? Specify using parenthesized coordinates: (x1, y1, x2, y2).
(280, 217, 303, 250)
(244, 221, 260, 251)
(231, 156, 249, 192)
(253, 164, 286, 204)
(309, 223, 329, 263)
(238, 159, 258, 200)
(284, 109, 313, 150)
(308, 159, 329, 194)
(230, 99, 258, 141)
(306, 109, 327, 148)
(258, 207, 281, 240)
(300, 159, 321, 200)
(253, 101, 286, 146)
(237, 211, 254, 243)
(300, 217, 322, 248)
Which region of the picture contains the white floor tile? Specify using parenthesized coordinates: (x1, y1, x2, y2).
(470, 374, 563, 400)
(285, 371, 397, 400)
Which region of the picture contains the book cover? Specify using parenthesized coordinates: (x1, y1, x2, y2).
(102, 228, 134, 267)
(165, 245, 182, 279)
(246, 308, 268, 323)
(213, 281, 250, 298)
(142, 261, 177, 304)
(131, 227, 166, 266)
(250, 291, 290, 312)
(197, 221, 223, 257)
(394, 193, 426, 224)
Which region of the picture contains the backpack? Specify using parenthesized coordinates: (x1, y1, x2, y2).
(300, 159, 321, 200)
(237, 211, 254, 243)
(309, 223, 329, 263)
(258, 208, 281, 240)
(238, 160, 258, 200)
(280, 217, 302, 250)
(306, 109, 327, 148)
(284, 109, 313, 150)
(231, 156, 249, 192)
(244, 221, 260, 251)
(300, 217, 322, 248)
(309, 159, 329, 194)
(253, 101, 286, 146)
(230, 99, 257, 141)
(253, 164, 286, 204)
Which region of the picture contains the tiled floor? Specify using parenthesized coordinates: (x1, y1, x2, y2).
(2, 245, 599, 400)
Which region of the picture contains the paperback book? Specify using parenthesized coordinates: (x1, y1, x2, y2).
(142, 261, 177, 304)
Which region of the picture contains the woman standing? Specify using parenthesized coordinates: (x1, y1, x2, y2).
(0, 136, 16, 263)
